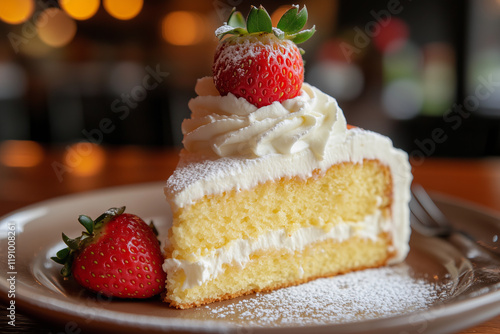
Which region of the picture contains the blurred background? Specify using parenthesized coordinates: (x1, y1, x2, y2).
(0, 0, 499, 171)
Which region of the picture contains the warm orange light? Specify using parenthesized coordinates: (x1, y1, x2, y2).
(271, 5, 292, 27)
(103, 0, 143, 20)
(0, 140, 43, 167)
(19, 35, 52, 57)
(162, 11, 204, 46)
(60, 0, 100, 20)
(65, 143, 106, 177)
(0, 0, 34, 24)
(37, 8, 77, 47)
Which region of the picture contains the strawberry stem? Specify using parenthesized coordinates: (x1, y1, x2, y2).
(215, 5, 315, 45)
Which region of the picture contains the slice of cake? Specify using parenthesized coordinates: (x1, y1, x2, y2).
(162, 5, 412, 309)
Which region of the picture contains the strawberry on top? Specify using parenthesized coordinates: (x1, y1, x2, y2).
(212, 5, 315, 108)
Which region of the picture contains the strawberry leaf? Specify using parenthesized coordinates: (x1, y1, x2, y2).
(62, 233, 80, 250)
(227, 8, 246, 29)
(277, 5, 308, 34)
(56, 248, 70, 260)
(78, 215, 94, 234)
(52, 247, 71, 266)
(149, 220, 159, 237)
(61, 261, 72, 277)
(215, 26, 247, 39)
(246, 5, 272, 34)
(288, 26, 316, 44)
(94, 206, 125, 229)
(50, 256, 66, 265)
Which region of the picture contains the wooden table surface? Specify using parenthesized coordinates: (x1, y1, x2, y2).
(0, 145, 499, 333)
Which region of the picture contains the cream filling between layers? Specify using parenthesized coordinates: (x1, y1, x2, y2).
(163, 209, 390, 290)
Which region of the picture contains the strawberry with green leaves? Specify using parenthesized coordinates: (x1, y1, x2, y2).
(52, 207, 166, 299)
(213, 5, 315, 108)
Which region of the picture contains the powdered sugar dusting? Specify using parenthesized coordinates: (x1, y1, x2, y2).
(165, 153, 259, 194)
(214, 23, 235, 37)
(200, 265, 452, 327)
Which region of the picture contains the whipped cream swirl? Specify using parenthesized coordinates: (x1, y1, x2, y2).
(182, 77, 347, 160)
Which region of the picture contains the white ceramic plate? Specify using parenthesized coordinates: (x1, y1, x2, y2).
(1, 182, 500, 334)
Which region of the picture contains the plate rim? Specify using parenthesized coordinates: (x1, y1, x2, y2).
(1, 182, 500, 333)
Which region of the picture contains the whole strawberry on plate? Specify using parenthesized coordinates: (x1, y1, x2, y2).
(51, 207, 166, 299)
(213, 5, 315, 108)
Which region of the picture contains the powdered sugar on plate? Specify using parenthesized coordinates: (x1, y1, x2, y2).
(201, 264, 453, 327)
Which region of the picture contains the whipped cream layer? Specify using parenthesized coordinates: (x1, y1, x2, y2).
(165, 78, 412, 282)
(183, 77, 346, 159)
(163, 210, 390, 290)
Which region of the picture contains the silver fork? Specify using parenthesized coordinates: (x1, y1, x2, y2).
(410, 184, 500, 290)
(410, 184, 500, 259)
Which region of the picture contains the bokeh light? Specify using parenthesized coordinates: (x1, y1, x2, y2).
(103, 0, 143, 20)
(162, 11, 204, 46)
(382, 79, 423, 120)
(65, 143, 106, 177)
(307, 61, 364, 101)
(37, 8, 77, 48)
(108, 62, 143, 95)
(60, 0, 100, 21)
(0, 140, 43, 167)
(317, 38, 355, 63)
(422, 43, 456, 116)
(0, 0, 34, 24)
(0, 62, 27, 99)
(373, 18, 409, 53)
(383, 41, 421, 83)
(467, 47, 500, 110)
(382, 41, 423, 119)
(18, 36, 52, 57)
